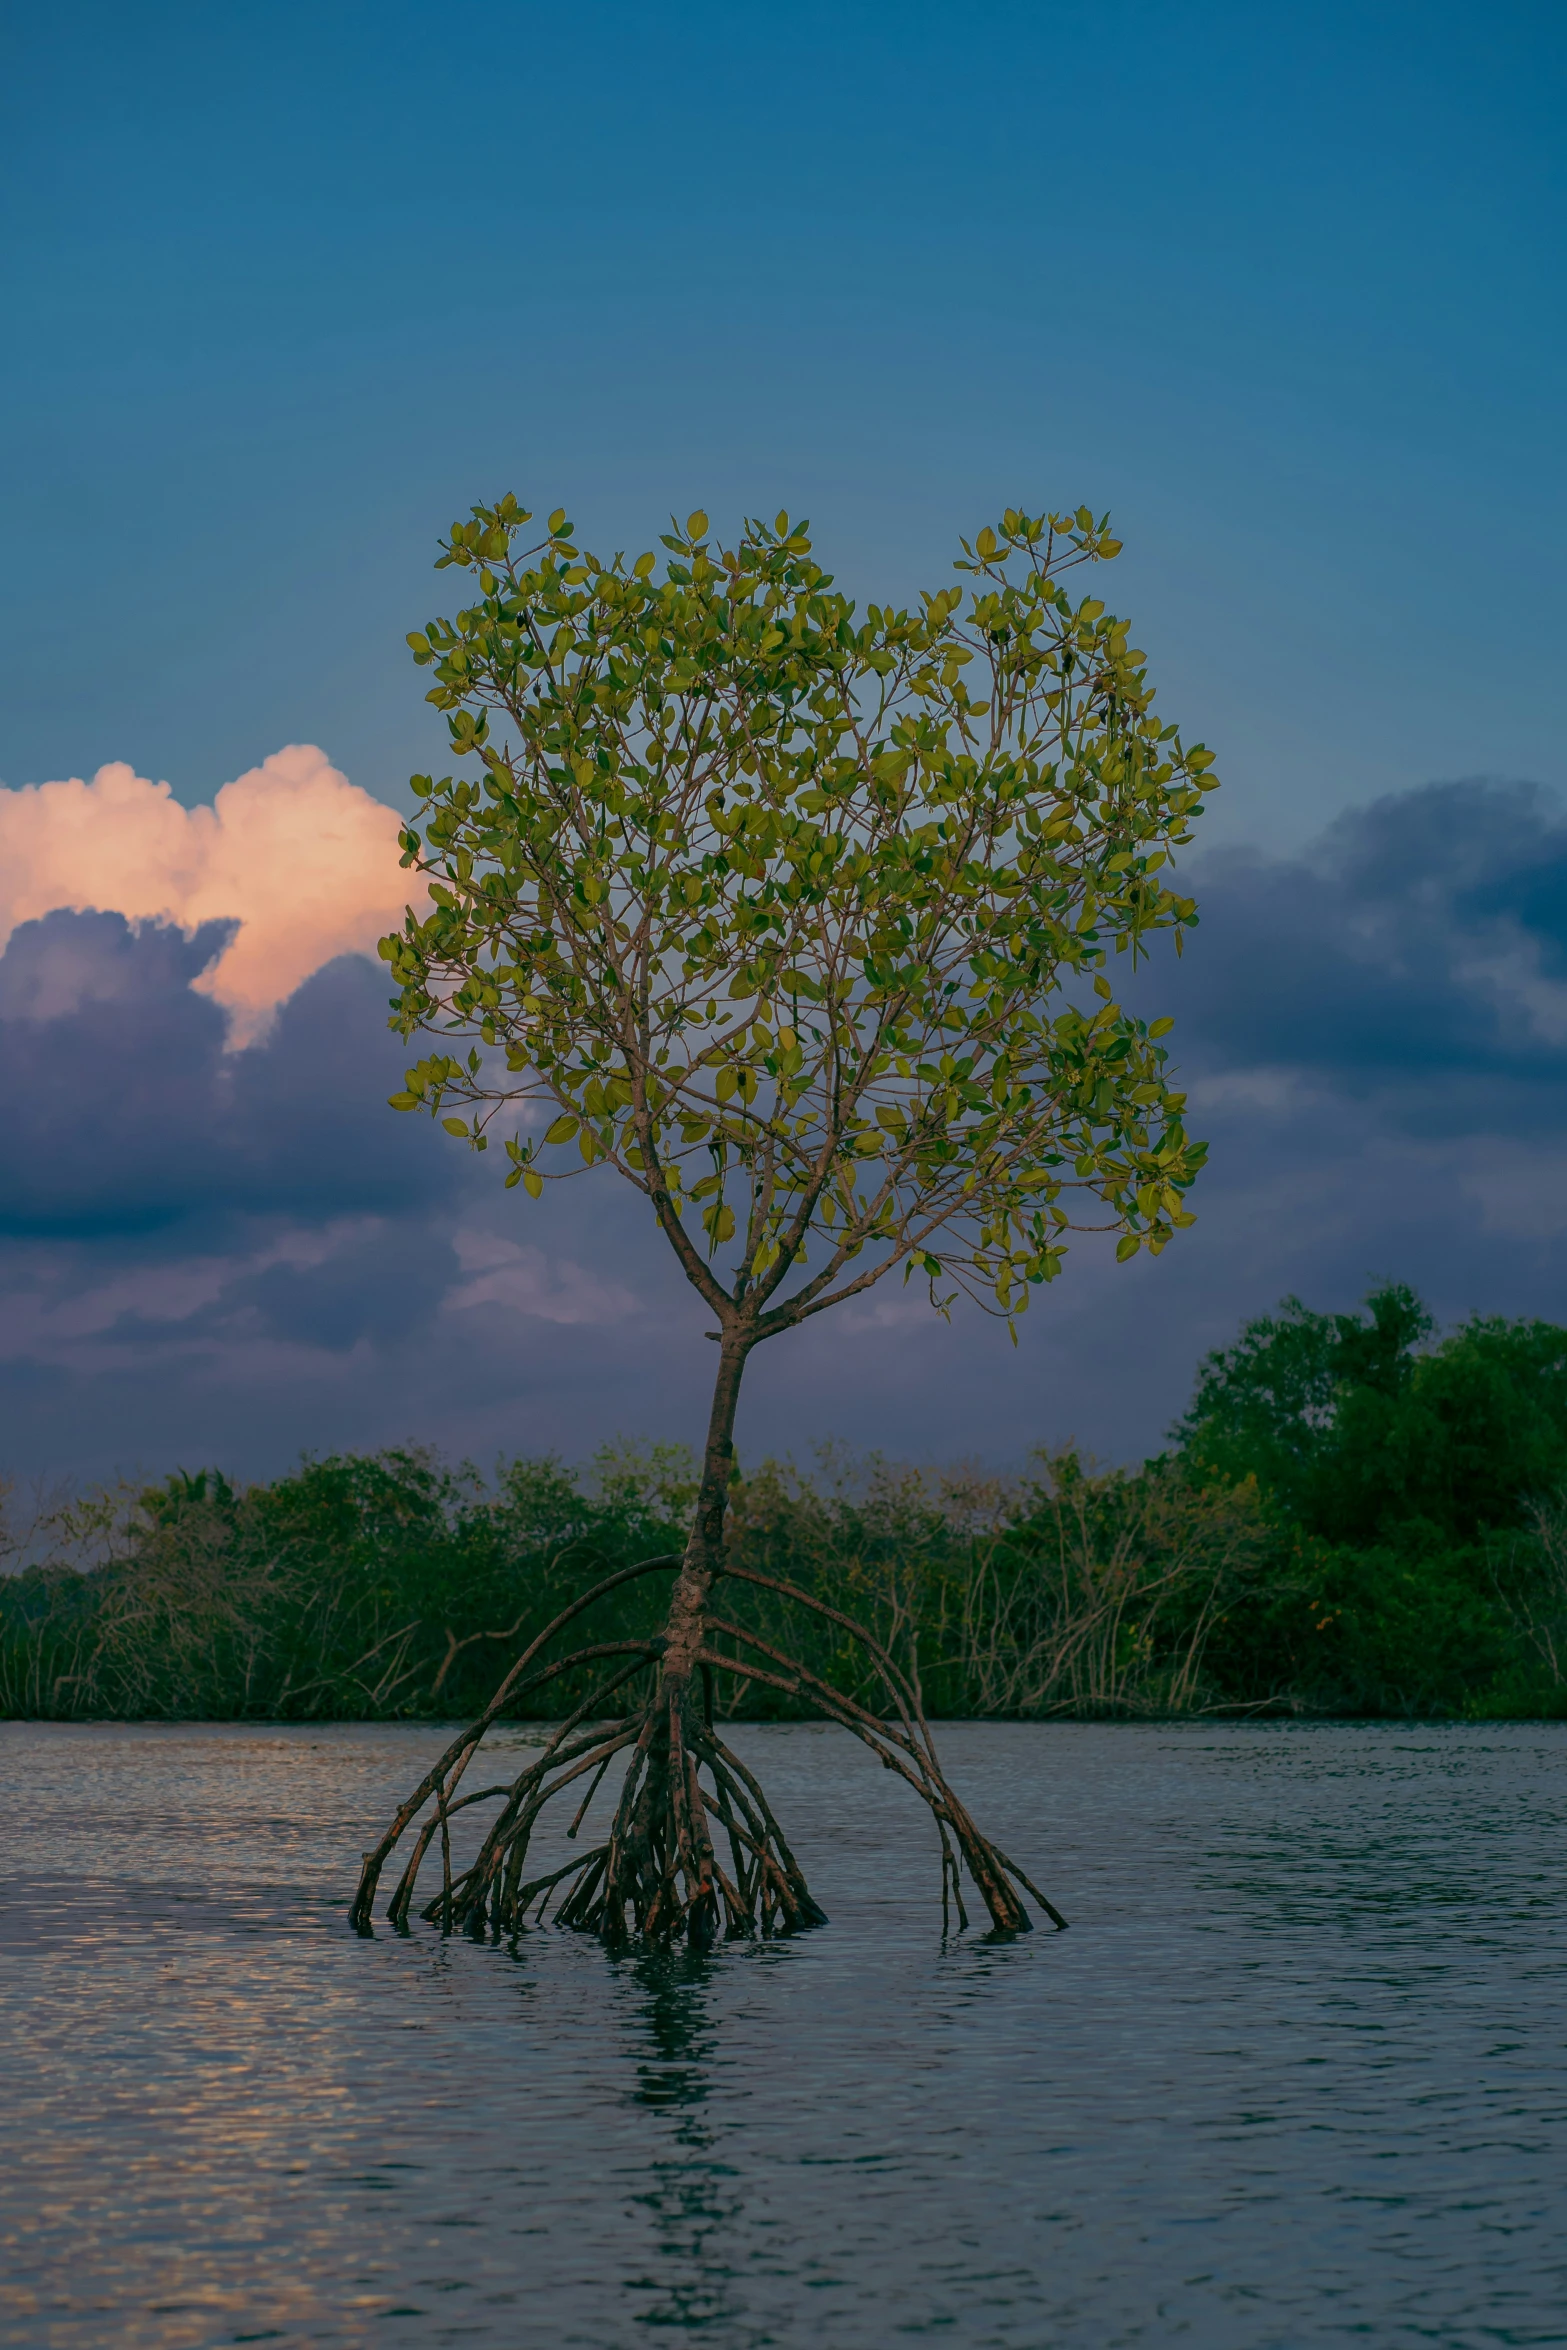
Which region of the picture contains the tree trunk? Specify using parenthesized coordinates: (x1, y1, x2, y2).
(657, 1328, 750, 1707)
(349, 1322, 1065, 1944)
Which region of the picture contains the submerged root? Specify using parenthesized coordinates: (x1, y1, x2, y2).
(349, 1553, 1066, 1944)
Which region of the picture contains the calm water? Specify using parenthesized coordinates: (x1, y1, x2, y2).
(1, 1721, 1564, 2348)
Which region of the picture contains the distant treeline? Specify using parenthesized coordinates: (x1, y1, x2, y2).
(5, 1285, 1567, 1722)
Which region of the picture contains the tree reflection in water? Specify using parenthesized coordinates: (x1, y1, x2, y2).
(619, 1947, 756, 2335)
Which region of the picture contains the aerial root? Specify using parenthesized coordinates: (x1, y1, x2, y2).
(349, 1554, 682, 1933)
(349, 1550, 1066, 1945)
(409, 1701, 831, 1944)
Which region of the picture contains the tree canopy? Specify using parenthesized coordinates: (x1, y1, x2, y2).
(1179, 1283, 1567, 1544)
(379, 497, 1218, 1339)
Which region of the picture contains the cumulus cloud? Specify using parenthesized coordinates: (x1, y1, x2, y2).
(0, 913, 452, 1237)
(0, 903, 681, 1475)
(0, 744, 426, 1045)
(3, 776, 1567, 1485)
(1168, 778, 1567, 1109)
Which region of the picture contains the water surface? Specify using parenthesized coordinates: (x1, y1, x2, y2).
(2, 1720, 1563, 2347)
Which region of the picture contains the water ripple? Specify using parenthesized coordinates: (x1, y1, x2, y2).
(1, 1720, 1564, 2347)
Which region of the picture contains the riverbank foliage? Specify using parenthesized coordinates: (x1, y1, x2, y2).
(4, 1287, 1566, 1722)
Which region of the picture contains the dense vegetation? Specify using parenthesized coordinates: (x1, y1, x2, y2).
(4, 1287, 1565, 1722)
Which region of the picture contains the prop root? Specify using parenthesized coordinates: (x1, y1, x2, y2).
(349, 1552, 1065, 1943)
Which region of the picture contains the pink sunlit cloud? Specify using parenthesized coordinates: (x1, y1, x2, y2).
(0, 744, 426, 1046)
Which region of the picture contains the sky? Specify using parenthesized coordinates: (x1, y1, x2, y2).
(2, 0, 1564, 1486)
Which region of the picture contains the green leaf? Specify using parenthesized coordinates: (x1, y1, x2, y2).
(384, 492, 1214, 1340)
(441, 1117, 469, 1137)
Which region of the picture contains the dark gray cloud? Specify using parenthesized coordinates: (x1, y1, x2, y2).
(3, 779, 1566, 1486)
(1170, 780, 1567, 1105)
(0, 912, 454, 1236)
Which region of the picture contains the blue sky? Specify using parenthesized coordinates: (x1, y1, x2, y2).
(6, 0, 1563, 837)
(2, 0, 1565, 1482)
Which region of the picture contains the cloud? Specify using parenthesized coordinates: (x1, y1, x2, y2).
(0, 744, 426, 1045)
(0, 912, 451, 1237)
(1166, 778, 1567, 1110)
(3, 774, 1567, 1486)
(444, 1231, 639, 1326)
(0, 1219, 379, 1362)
